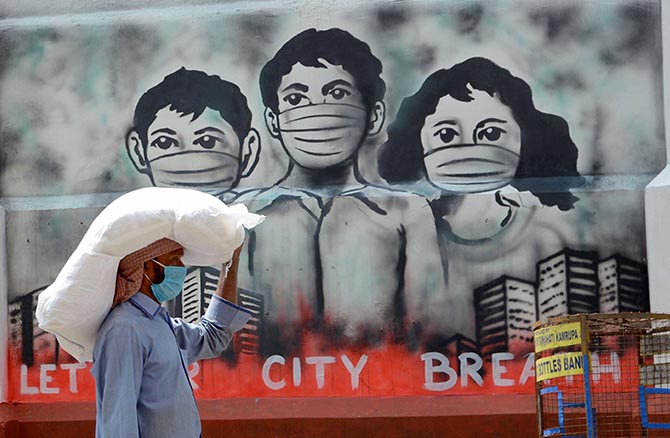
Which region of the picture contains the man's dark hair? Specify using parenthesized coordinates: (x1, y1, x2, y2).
(259, 28, 386, 113)
(378, 57, 584, 211)
(133, 67, 252, 146)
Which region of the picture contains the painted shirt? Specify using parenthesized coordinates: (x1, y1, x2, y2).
(236, 186, 322, 325)
(430, 189, 574, 339)
(91, 292, 252, 438)
(319, 184, 451, 342)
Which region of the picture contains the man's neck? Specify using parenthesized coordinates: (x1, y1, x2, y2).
(139, 281, 159, 304)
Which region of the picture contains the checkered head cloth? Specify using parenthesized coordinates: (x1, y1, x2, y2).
(113, 238, 183, 306)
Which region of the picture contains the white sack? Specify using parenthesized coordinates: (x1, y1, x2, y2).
(36, 187, 264, 362)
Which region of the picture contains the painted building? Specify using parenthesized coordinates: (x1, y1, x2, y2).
(180, 266, 219, 323)
(474, 276, 536, 359)
(536, 249, 600, 320)
(598, 255, 650, 313)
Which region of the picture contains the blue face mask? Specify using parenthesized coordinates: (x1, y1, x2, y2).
(145, 259, 187, 302)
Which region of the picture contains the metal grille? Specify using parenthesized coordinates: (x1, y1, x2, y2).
(535, 313, 670, 438)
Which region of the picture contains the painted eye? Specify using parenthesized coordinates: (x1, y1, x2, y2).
(328, 88, 351, 100)
(151, 136, 178, 149)
(477, 127, 506, 142)
(194, 135, 221, 150)
(435, 127, 460, 144)
(283, 93, 309, 106)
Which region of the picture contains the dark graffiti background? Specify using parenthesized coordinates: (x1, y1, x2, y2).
(0, 0, 661, 399)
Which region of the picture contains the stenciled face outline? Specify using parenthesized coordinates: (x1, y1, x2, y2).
(420, 86, 522, 194)
(264, 59, 385, 170)
(127, 107, 260, 189)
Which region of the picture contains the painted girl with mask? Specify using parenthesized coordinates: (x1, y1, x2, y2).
(379, 57, 584, 337)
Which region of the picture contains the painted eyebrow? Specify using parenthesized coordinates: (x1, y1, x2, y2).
(194, 127, 226, 136)
(321, 79, 353, 96)
(281, 83, 309, 93)
(432, 120, 459, 128)
(150, 127, 177, 136)
(475, 118, 508, 131)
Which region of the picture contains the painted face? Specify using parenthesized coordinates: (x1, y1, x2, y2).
(274, 60, 369, 170)
(145, 107, 242, 188)
(420, 88, 522, 193)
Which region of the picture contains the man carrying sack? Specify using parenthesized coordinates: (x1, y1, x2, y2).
(36, 187, 264, 438)
(93, 238, 250, 437)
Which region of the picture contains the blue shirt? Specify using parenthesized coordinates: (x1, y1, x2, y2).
(91, 292, 252, 438)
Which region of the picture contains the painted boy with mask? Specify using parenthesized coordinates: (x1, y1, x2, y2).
(125, 68, 261, 326)
(243, 28, 451, 348)
(126, 67, 260, 203)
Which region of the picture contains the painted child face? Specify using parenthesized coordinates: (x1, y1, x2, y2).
(420, 87, 522, 193)
(269, 59, 370, 170)
(145, 107, 242, 188)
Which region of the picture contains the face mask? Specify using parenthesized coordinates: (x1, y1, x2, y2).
(423, 143, 520, 193)
(145, 259, 187, 302)
(277, 103, 368, 169)
(148, 150, 240, 189)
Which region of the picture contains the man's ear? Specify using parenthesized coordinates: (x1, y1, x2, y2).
(367, 101, 386, 136)
(126, 129, 150, 174)
(240, 128, 261, 178)
(143, 259, 161, 284)
(264, 107, 281, 139)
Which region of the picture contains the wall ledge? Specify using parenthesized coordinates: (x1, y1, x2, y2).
(0, 394, 538, 437)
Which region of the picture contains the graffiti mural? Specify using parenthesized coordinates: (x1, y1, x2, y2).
(239, 28, 451, 354)
(0, 0, 661, 401)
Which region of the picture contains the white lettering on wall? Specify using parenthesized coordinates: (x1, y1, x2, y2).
(421, 352, 457, 391)
(459, 352, 483, 387)
(591, 352, 621, 384)
(39, 364, 59, 394)
(20, 365, 38, 395)
(305, 356, 336, 389)
(21, 364, 93, 395)
(341, 354, 368, 390)
(188, 361, 200, 390)
(60, 363, 87, 393)
(492, 353, 515, 387)
(262, 355, 286, 390)
(519, 353, 535, 385)
(292, 357, 301, 387)
(261, 354, 369, 391)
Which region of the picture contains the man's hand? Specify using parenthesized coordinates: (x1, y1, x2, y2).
(215, 244, 243, 303)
